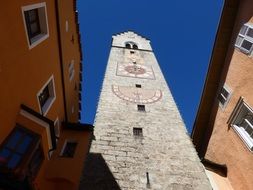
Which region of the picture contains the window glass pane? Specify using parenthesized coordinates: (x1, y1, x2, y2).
(0, 148, 11, 159)
(6, 130, 22, 149)
(218, 94, 226, 105)
(245, 126, 253, 136)
(17, 136, 32, 154)
(235, 36, 243, 46)
(246, 28, 253, 38)
(28, 9, 38, 22)
(240, 25, 248, 35)
(8, 154, 21, 169)
(221, 88, 229, 98)
(241, 39, 253, 51)
(30, 23, 40, 35)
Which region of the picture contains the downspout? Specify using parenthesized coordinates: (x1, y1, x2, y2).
(54, 0, 68, 122)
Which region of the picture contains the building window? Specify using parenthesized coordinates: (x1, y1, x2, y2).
(133, 44, 138, 49)
(235, 23, 253, 55)
(218, 84, 231, 108)
(125, 43, 131, 49)
(0, 125, 43, 177)
(133, 128, 143, 137)
(69, 60, 75, 81)
(60, 140, 78, 158)
(125, 41, 138, 49)
(137, 105, 145, 112)
(130, 50, 135, 54)
(37, 75, 56, 116)
(22, 2, 49, 49)
(136, 84, 142, 88)
(229, 98, 253, 151)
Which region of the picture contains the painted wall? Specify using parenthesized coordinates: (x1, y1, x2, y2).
(204, 0, 253, 189)
(0, 1, 84, 189)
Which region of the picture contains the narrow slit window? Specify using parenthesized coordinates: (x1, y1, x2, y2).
(133, 128, 143, 137)
(137, 105, 145, 112)
(136, 84, 142, 88)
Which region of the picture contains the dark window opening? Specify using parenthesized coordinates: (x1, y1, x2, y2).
(24, 9, 41, 42)
(61, 141, 77, 158)
(133, 44, 138, 49)
(38, 85, 50, 108)
(136, 84, 141, 88)
(125, 43, 131, 48)
(130, 51, 135, 54)
(137, 105, 145, 112)
(133, 128, 143, 137)
(218, 86, 230, 106)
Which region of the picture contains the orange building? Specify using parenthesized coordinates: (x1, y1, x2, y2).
(0, 1, 92, 189)
(192, 0, 253, 189)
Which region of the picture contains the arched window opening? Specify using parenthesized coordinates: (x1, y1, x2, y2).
(125, 43, 131, 49)
(133, 44, 138, 49)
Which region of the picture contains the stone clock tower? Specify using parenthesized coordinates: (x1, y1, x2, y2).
(80, 31, 211, 190)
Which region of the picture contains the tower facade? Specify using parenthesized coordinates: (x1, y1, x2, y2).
(85, 31, 211, 189)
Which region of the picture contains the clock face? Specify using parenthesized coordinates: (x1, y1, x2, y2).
(116, 63, 155, 79)
(112, 85, 162, 104)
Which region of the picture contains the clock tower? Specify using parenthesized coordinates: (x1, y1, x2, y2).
(80, 31, 211, 189)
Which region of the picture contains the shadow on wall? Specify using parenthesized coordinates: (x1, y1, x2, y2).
(79, 153, 121, 190)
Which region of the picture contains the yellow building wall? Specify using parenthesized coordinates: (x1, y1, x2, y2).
(57, 0, 82, 123)
(0, 0, 65, 143)
(0, 1, 85, 189)
(204, 1, 253, 189)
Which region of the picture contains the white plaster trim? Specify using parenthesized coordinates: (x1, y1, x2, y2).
(21, 2, 49, 49)
(54, 117, 60, 138)
(20, 109, 53, 150)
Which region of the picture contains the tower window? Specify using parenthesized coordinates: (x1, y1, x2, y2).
(137, 105, 145, 112)
(130, 51, 135, 54)
(125, 43, 131, 48)
(136, 84, 142, 88)
(133, 44, 138, 49)
(133, 128, 143, 137)
(125, 41, 138, 49)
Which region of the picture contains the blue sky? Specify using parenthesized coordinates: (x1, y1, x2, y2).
(78, 0, 223, 132)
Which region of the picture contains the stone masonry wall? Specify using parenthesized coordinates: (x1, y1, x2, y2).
(81, 32, 212, 190)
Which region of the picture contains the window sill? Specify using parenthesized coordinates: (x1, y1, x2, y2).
(29, 33, 49, 49)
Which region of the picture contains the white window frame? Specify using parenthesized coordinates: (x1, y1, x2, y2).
(37, 75, 56, 116)
(235, 23, 253, 55)
(21, 2, 49, 49)
(228, 97, 253, 152)
(54, 117, 60, 139)
(69, 60, 75, 81)
(218, 84, 232, 109)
